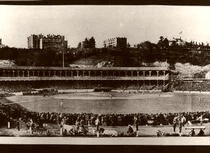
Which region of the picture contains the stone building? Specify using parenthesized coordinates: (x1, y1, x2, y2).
(27, 34, 43, 49)
(27, 34, 68, 51)
(103, 37, 127, 49)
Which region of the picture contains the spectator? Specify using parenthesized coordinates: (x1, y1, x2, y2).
(127, 125, 134, 136)
(28, 118, 34, 134)
(95, 116, 100, 131)
(173, 115, 178, 132)
(133, 115, 139, 132)
(75, 117, 80, 131)
(189, 128, 195, 136)
(17, 117, 21, 131)
(197, 129, 205, 136)
(179, 115, 186, 133)
(197, 114, 204, 125)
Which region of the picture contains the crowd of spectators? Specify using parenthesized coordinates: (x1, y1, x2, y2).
(174, 81, 210, 91)
(0, 98, 209, 136)
(0, 99, 209, 129)
(5, 80, 210, 93)
(31, 111, 209, 127)
(0, 84, 32, 93)
(0, 84, 151, 93)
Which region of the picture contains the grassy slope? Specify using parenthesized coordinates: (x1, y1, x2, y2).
(72, 51, 135, 67)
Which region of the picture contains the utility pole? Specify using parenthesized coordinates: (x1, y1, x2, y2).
(62, 49, 65, 68)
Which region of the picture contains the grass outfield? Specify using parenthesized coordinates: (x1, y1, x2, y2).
(6, 92, 210, 114)
(1, 92, 210, 137)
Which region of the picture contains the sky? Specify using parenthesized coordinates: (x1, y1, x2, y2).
(0, 5, 210, 48)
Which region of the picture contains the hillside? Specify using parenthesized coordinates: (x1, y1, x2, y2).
(71, 49, 144, 67)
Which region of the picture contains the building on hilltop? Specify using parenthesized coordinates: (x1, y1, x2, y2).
(27, 34, 68, 51)
(27, 34, 43, 49)
(103, 37, 127, 49)
(42, 34, 68, 51)
(0, 38, 6, 48)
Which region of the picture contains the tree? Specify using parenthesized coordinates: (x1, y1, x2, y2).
(163, 38, 169, 48)
(77, 42, 82, 49)
(83, 38, 89, 49)
(139, 41, 153, 50)
(160, 36, 164, 41)
(89, 37, 96, 48)
(158, 36, 165, 49)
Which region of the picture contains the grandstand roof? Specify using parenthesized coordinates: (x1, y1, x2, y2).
(0, 66, 169, 71)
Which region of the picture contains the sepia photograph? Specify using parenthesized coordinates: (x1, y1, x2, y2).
(0, 4, 209, 145)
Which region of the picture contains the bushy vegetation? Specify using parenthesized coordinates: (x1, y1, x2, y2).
(1, 36, 210, 67)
